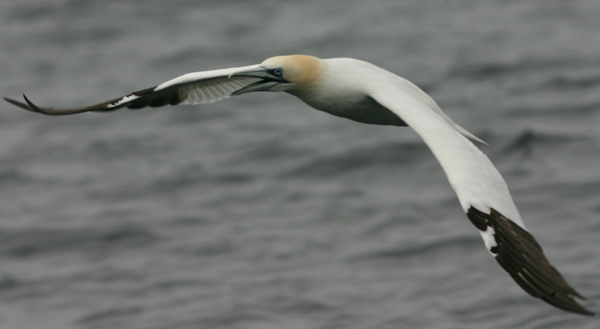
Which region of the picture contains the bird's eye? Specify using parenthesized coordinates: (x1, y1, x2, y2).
(272, 68, 283, 77)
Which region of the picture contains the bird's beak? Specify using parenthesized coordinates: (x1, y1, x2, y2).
(230, 67, 290, 95)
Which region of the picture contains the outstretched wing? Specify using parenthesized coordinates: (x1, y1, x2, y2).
(369, 83, 594, 315)
(3, 64, 263, 116)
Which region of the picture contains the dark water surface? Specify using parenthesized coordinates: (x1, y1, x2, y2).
(1, 1, 599, 328)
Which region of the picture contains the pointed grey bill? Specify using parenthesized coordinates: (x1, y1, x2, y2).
(230, 68, 289, 95)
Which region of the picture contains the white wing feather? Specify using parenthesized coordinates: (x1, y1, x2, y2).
(155, 64, 263, 105)
(368, 82, 524, 229)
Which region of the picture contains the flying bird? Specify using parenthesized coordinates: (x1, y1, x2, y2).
(4, 55, 594, 315)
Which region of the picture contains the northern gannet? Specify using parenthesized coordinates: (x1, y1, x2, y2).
(4, 55, 594, 315)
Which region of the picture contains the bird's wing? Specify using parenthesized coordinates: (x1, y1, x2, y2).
(369, 86, 594, 316)
(3, 64, 264, 116)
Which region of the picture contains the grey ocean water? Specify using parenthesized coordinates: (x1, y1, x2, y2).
(1, 0, 599, 328)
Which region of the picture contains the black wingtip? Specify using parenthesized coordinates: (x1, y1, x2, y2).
(4, 94, 62, 115)
(22, 94, 44, 114)
(542, 294, 595, 316)
(4, 95, 36, 112)
(467, 207, 595, 316)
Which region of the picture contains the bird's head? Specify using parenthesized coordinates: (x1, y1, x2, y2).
(231, 55, 323, 95)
